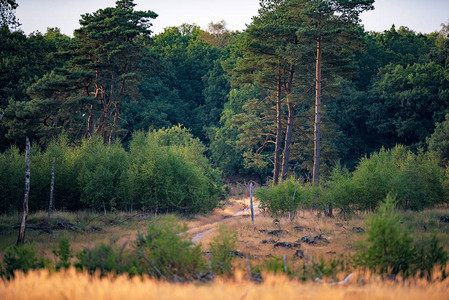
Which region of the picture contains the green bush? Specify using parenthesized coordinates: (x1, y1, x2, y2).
(355, 195, 448, 277)
(53, 237, 72, 270)
(209, 225, 238, 275)
(354, 195, 415, 275)
(2, 244, 49, 279)
(0, 126, 222, 214)
(414, 234, 449, 279)
(325, 145, 447, 212)
(76, 137, 128, 212)
(76, 241, 136, 276)
(0, 147, 23, 213)
(135, 215, 206, 280)
(124, 127, 222, 214)
(256, 178, 303, 217)
(428, 113, 449, 166)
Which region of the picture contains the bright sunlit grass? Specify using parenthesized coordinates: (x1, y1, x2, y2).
(1, 268, 449, 300)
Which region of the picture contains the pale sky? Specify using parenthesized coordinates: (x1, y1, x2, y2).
(15, 0, 449, 37)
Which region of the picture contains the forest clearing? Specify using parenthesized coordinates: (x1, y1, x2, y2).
(1, 197, 449, 299)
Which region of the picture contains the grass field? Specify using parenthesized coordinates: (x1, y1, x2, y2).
(1, 198, 448, 263)
(1, 198, 449, 300)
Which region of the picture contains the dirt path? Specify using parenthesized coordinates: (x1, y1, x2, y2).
(188, 203, 260, 244)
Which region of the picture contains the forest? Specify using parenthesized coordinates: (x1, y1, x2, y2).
(1, 1, 449, 296)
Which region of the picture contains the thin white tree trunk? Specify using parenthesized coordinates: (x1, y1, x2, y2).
(48, 157, 55, 218)
(17, 137, 30, 245)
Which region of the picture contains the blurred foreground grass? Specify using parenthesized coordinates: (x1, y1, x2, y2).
(1, 267, 449, 300)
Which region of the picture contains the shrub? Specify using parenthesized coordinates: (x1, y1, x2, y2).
(427, 113, 449, 166)
(255, 178, 303, 217)
(321, 164, 355, 215)
(0, 147, 23, 213)
(0, 126, 222, 214)
(53, 237, 72, 270)
(209, 225, 238, 275)
(355, 195, 449, 277)
(354, 194, 415, 275)
(75, 241, 136, 276)
(414, 234, 449, 279)
(2, 244, 49, 279)
(135, 215, 206, 280)
(325, 145, 447, 212)
(76, 137, 128, 212)
(124, 127, 222, 214)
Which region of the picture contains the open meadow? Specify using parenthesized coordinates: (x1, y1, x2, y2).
(1, 198, 449, 299)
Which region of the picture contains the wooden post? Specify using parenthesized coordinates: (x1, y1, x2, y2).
(250, 182, 254, 223)
(17, 137, 30, 245)
(48, 157, 55, 218)
(283, 253, 287, 273)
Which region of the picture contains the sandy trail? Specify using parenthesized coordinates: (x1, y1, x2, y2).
(188, 202, 260, 243)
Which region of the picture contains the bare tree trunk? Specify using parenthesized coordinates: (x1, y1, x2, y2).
(17, 137, 30, 245)
(273, 76, 283, 186)
(281, 101, 295, 181)
(313, 37, 333, 217)
(109, 102, 120, 145)
(48, 157, 55, 218)
(312, 37, 322, 186)
(281, 64, 295, 181)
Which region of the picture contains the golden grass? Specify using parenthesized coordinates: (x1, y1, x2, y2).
(1, 268, 449, 300)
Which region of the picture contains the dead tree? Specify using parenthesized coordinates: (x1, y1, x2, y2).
(48, 157, 55, 218)
(17, 137, 30, 245)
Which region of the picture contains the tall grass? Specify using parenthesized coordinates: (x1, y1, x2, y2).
(1, 268, 448, 300)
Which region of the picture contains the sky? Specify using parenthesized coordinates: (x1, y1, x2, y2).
(15, 0, 449, 37)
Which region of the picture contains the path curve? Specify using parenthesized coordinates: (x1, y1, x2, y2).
(188, 203, 260, 244)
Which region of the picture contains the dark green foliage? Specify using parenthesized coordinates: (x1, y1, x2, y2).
(0, 146, 23, 212)
(2, 244, 49, 279)
(53, 237, 72, 270)
(142, 25, 226, 141)
(428, 114, 449, 166)
(76, 137, 128, 211)
(414, 235, 449, 279)
(76, 241, 136, 276)
(209, 225, 238, 275)
(136, 215, 206, 280)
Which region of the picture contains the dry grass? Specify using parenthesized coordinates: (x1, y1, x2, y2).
(1, 199, 448, 266)
(1, 268, 449, 300)
(195, 203, 368, 260)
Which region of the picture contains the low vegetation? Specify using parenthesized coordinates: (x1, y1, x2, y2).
(256, 145, 449, 217)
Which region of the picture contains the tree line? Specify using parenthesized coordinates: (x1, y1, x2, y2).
(1, 0, 449, 211)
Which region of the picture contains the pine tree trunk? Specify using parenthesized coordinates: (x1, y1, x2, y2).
(273, 76, 283, 186)
(109, 102, 120, 145)
(312, 37, 322, 186)
(17, 137, 30, 245)
(281, 101, 294, 181)
(48, 157, 55, 218)
(281, 64, 295, 181)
